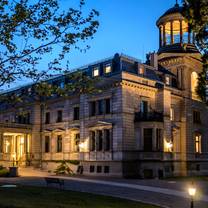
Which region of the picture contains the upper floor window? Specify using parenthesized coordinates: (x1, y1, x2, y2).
(92, 67, 99, 77)
(104, 64, 112, 74)
(138, 67, 145, 75)
(165, 76, 170, 85)
(57, 110, 63, 123)
(45, 136, 50, 153)
(195, 134, 201, 153)
(191, 72, 198, 94)
(90, 101, 96, 116)
(193, 110, 201, 124)
(89, 98, 111, 117)
(105, 98, 111, 114)
(57, 135, 62, 152)
(16, 113, 30, 124)
(140, 100, 148, 114)
(182, 20, 189, 43)
(73, 107, 80, 120)
(45, 112, 50, 124)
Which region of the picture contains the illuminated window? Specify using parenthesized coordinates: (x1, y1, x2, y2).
(165, 76, 170, 85)
(104, 64, 112, 74)
(170, 108, 174, 121)
(191, 72, 198, 93)
(139, 67, 145, 75)
(4, 138, 11, 153)
(165, 22, 171, 45)
(172, 20, 180, 43)
(195, 134, 201, 153)
(182, 20, 189, 43)
(92, 67, 99, 77)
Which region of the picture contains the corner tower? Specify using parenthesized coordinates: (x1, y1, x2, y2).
(156, 2, 198, 54)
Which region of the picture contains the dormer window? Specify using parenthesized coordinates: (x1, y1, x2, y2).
(92, 67, 99, 77)
(139, 67, 145, 75)
(165, 76, 170, 85)
(104, 64, 112, 74)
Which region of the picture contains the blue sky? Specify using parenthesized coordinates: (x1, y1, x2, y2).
(62, 0, 177, 69)
(2, 0, 179, 90)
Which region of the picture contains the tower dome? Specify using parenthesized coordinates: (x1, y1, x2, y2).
(156, 1, 199, 54)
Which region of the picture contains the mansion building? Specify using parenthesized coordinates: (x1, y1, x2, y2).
(0, 3, 207, 178)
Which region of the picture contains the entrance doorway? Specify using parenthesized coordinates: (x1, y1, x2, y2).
(2, 133, 31, 166)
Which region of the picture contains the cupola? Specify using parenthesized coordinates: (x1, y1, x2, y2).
(156, 1, 199, 54)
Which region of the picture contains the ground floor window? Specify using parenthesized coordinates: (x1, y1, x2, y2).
(73, 133, 80, 152)
(195, 134, 201, 153)
(143, 128, 153, 151)
(57, 135, 62, 153)
(45, 136, 50, 153)
(89, 129, 111, 152)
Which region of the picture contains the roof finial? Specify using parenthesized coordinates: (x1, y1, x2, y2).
(175, 0, 179, 6)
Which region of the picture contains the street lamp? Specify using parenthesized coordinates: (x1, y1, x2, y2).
(188, 182, 196, 208)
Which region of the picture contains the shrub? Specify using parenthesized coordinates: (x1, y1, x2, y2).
(54, 161, 74, 176)
(0, 168, 9, 177)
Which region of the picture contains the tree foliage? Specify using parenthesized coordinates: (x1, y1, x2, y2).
(0, 0, 99, 88)
(183, 0, 208, 102)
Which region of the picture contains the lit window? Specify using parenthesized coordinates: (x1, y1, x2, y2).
(191, 72, 198, 94)
(195, 134, 201, 153)
(104, 64, 112, 74)
(165, 76, 170, 85)
(165, 22, 171, 45)
(92, 67, 99, 77)
(172, 20, 180, 43)
(139, 67, 145, 75)
(170, 108, 174, 121)
(182, 20, 189, 43)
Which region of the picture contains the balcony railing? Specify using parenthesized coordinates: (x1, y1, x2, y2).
(0, 122, 32, 129)
(135, 111, 163, 122)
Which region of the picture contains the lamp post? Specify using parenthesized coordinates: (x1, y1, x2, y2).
(188, 182, 196, 208)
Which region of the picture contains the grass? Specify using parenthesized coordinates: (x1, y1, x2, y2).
(0, 186, 160, 208)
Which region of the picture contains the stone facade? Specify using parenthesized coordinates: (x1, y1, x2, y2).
(0, 3, 207, 178)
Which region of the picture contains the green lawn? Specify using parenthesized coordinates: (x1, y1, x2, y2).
(0, 186, 160, 208)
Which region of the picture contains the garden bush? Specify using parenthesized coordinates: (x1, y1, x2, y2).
(0, 168, 9, 177)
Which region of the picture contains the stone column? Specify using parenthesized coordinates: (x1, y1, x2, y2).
(170, 21, 173, 44)
(180, 20, 183, 43)
(163, 24, 166, 46)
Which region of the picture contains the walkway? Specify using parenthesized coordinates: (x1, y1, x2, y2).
(0, 167, 207, 208)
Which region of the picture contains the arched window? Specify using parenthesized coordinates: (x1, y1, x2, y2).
(165, 22, 171, 45)
(172, 20, 180, 43)
(191, 72, 198, 93)
(182, 20, 189, 43)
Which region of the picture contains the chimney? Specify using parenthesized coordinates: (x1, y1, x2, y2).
(149, 53, 158, 70)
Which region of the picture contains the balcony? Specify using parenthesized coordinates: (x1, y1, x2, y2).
(0, 122, 32, 130)
(135, 111, 163, 122)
